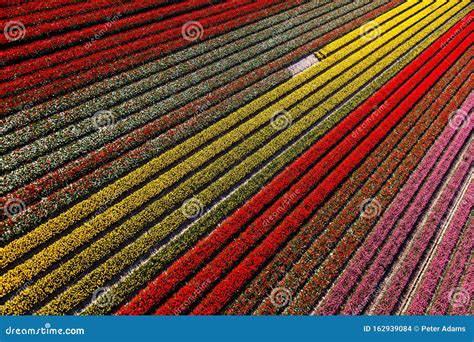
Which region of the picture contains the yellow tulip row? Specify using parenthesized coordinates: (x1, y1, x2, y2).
(2, 0, 465, 315)
(0, 0, 434, 300)
(0, 0, 418, 272)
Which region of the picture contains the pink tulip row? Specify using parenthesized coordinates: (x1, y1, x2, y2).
(428, 214, 474, 315)
(341, 97, 473, 315)
(372, 142, 473, 314)
(406, 179, 473, 314)
(449, 255, 473, 315)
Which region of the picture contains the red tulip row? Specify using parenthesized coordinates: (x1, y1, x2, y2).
(116, 10, 456, 314)
(1, 0, 290, 114)
(0, 0, 254, 89)
(406, 179, 473, 314)
(277, 44, 472, 315)
(2, 0, 328, 173)
(0, 1, 168, 46)
(225, 51, 472, 315)
(5, 1, 119, 26)
(0, 0, 90, 18)
(0, 0, 243, 82)
(185, 35, 471, 315)
(370, 138, 473, 314)
(0, 1, 388, 240)
(0, 0, 84, 19)
(1, 0, 327, 136)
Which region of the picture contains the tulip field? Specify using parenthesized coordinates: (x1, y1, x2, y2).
(0, 0, 472, 316)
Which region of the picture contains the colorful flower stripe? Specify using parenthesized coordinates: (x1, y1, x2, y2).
(449, 251, 473, 315)
(340, 96, 473, 315)
(83, 5, 420, 317)
(150, 9, 467, 315)
(0, 0, 420, 272)
(3, 1, 120, 26)
(315, 87, 473, 315)
(253, 22, 472, 315)
(0, 0, 88, 19)
(428, 214, 473, 315)
(258, 77, 471, 316)
(225, 51, 472, 315)
(405, 178, 474, 314)
(0, 2, 398, 243)
(0, 1, 171, 46)
(0, 0, 292, 114)
(369, 142, 473, 314)
(1, 1, 326, 133)
(18, 1, 429, 315)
